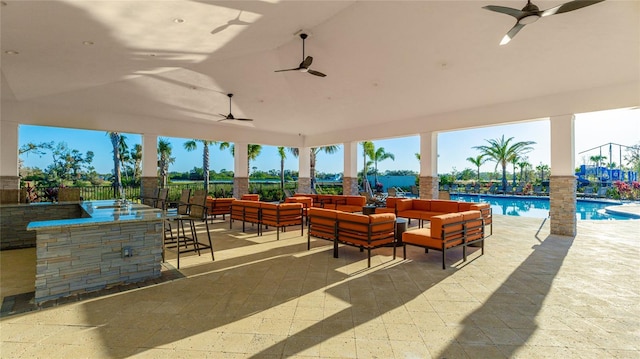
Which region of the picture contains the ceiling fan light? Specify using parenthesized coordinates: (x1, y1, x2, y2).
(299, 68, 309, 73)
(518, 14, 540, 25)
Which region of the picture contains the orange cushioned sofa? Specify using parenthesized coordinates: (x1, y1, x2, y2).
(293, 194, 366, 213)
(206, 197, 236, 221)
(402, 210, 485, 269)
(307, 207, 396, 267)
(241, 194, 260, 201)
(285, 196, 313, 223)
(230, 200, 303, 239)
(375, 197, 492, 234)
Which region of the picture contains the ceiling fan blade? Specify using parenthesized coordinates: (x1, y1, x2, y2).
(541, 0, 604, 17)
(483, 5, 527, 19)
(235, 118, 254, 122)
(307, 69, 327, 77)
(302, 56, 313, 68)
(275, 67, 301, 72)
(217, 113, 227, 118)
(500, 23, 526, 45)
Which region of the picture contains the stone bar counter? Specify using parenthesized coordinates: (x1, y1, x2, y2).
(1, 200, 166, 304)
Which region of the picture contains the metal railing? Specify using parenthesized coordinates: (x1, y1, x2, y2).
(27, 181, 313, 202)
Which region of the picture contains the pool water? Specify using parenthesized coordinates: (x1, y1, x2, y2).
(451, 194, 631, 220)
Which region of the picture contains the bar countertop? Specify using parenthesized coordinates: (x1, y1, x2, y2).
(26, 200, 167, 231)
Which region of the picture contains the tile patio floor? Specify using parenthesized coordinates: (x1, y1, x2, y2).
(1, 215, 639, 358)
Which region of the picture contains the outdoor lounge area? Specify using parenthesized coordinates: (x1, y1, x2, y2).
(1, 215, 639, 358)
(1, 1, 639, 357)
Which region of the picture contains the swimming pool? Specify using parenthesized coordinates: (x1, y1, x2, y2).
(451, 194, 633, 220)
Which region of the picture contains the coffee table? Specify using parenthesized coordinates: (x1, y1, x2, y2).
(362, 205, 377, 215)
(395, 218, 408, 245)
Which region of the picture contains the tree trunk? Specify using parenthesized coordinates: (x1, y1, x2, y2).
(203, 144, 210, 194)
(363, 151, 368, 193)
(280, 158, 285, 192)
(310, 149, 317, 189)
(501, 163, 508, 191)
(110, 133, 122, 198)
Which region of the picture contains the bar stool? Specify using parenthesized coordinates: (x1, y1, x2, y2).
(164, 189, 191, 246)
(172, 192, 214, 268)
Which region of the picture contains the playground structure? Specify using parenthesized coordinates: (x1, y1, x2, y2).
(576, 142, 638, 186)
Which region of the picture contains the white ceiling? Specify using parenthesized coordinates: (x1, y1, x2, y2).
(1, 0, 638, 148)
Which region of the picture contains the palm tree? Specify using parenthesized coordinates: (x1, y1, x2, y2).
(362, 141, 374, 192)
(248, 144, 262, 176)
(130, 144, 142, 183)
(473, 135, 535, 192)
(466, 155, 486, 182)
(518, 158, 531, 183)
(509, 154, 519, 186)
(229, 144, 262, 176)
(290, 146, 339, 189)
(107, 132, 122, 197)
(118, 135, 130, 184)
(157, 138, 174, 188)
(536, 163, 550, 183)
(415, 153, 420, 161)
(370, 145, 395, 185)
(277, 146, 286, 192)
(184, 139, 219, 194)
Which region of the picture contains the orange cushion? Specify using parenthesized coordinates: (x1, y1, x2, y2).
(430, 212, 463, 239)
(286, 196, 313, 208)
(374, 207, 395, 214)
(395, 199, 413, 212)
(337, 212, 369, 231)
(385, 197, 403, 209)
(216, 198, 235, 203)
(402, 228, 462, 249)
(430, 200, 459, 213)
(412, 199, 431, 211)
(345, 196, 366, 206)
(458, 202, 473, 211)
(460, 210, 483, 241)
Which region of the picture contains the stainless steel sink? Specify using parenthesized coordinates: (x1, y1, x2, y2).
(94, 205, 125, 209)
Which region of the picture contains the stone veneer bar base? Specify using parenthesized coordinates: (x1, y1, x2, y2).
(297, 177, 311, 194)
(34, 220, 163, 304)
(342, 177, 358, 196)
(234, 177, 249, 198)
(419, 176, 439, 199)
(549, 176, 577, 237)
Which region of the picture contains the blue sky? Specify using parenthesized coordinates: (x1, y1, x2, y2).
(18, 108, 639, 175)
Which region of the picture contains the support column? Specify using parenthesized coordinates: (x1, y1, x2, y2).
(0, 120, 20, 203)
(297, 147, 311, 193)
(233, 142, 249, 198)
(419, 132, 439, 199)
(550, 115, 577, 237)
(140, 134, 158, 198)
(343, 142, 358, 195)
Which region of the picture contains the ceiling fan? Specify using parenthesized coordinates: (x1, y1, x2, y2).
(217, 93, 253, 122)
(483, 0, 605, 45)
(275, 33, 326, 77)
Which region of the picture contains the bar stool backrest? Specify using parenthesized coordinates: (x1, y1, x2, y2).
(193, 189, 207, 198)
(141, 188, 159, 206)
(177, 189, 191, 215)
(189, 193, 207, 220)
(156, 188, 169, 210)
